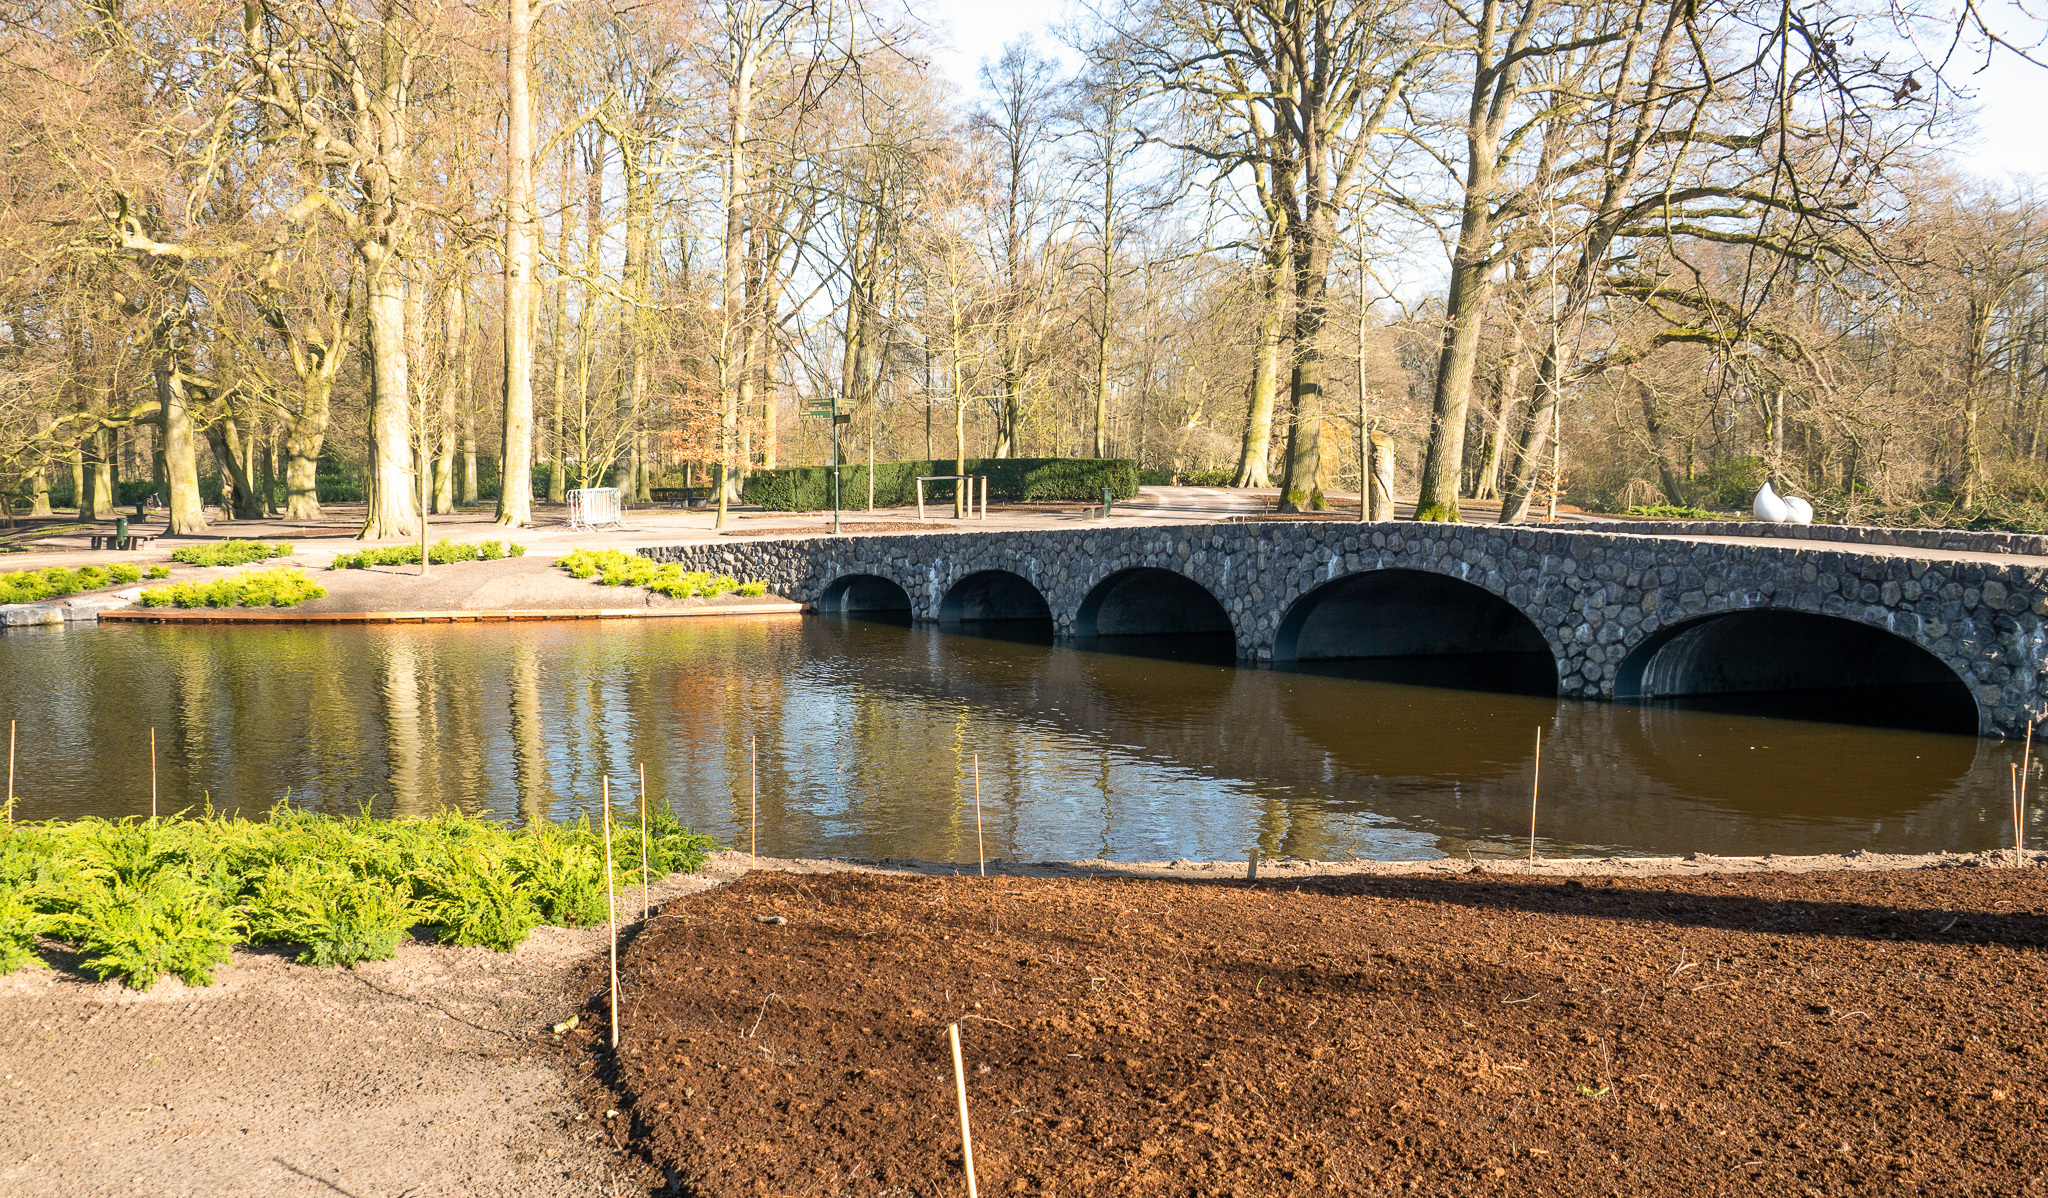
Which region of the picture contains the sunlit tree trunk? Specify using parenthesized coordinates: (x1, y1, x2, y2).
(496, 0, 537, 527)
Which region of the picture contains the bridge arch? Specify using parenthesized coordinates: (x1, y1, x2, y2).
(1613, 608, 1980, 733)
(939, 569, 1053, 625)
(1074, 567, 1233, 639)
(1271, 568, 1557, 692)
(816, 573, 913, 617)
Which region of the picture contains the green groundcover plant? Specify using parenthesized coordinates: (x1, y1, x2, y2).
(557, 547, 768, 599)
(168, 540, 293, 567)
(139, 567, 327, 608)
(0, 804, 713, 989)
(329, 539, 527, 569)
(0, 563, 142, 605)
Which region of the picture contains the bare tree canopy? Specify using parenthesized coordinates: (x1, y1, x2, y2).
(0, 0, 2041, 532)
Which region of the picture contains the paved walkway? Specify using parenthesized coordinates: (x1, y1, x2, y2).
(9, 487, 2044, 575)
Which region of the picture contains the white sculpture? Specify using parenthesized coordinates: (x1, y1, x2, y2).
(1752, 482, 1812, 524)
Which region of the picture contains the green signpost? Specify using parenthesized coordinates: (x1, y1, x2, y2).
(801, 393, 847, 534)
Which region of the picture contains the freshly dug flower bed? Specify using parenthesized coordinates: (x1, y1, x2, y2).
(584, 868, 2048, 1197)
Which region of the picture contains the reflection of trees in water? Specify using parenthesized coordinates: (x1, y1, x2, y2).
(377, 636, 426, 815)
(509, 636, 553, 823)
(0, 620, 2025, 859)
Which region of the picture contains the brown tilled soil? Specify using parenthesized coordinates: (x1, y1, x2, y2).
(577, 868, 2048, 1198)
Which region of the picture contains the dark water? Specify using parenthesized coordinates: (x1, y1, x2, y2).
(0, 617, 2032, 862)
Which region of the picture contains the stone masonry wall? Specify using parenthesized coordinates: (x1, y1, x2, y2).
(642, 522, 2048, 737)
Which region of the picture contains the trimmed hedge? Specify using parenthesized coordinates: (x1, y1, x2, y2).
(741, 458, 1138, 512)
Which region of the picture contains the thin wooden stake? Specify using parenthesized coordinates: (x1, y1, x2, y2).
(150, 727, 158, 823)
(639, 761, 650, 923)
(972, 753, 985, 877)
(750, 735, 759, 864)
(1528, 726, 1542, 863)
(603, 775, 619, 1049)
(6, 719, 14, 829)
(2022, 721, 2035, 864)
(1246, 849, 1258, 881)
(948, 1024, 980, 1198)
(2015, 763, 2024, 869)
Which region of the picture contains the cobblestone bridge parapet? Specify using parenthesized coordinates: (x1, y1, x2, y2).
(639, 522, 2048, 737)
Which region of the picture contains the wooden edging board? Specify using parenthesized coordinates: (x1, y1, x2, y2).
(98, 601, 806, 626)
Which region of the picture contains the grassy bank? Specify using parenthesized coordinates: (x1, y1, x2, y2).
(0, 805, 712, 989)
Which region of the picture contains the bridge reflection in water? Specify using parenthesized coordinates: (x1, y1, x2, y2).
(0, 616, 2019, 863)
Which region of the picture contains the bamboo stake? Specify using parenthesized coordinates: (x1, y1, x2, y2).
(6, 719, 14, 829)
(948, 1023, 980, 1198)
(750, 735, 759, 864)
(639, 760, 650, 923)
(972, 753, 985, 877)
(150, 727, 158, 823)
(1528, 726, 1542, 863)
(2015, 763, 2024, 869)
(603, 775, 619, 1049)
(2022, 721, 2035, 864)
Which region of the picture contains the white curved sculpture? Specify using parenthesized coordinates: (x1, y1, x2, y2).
(1753, 482, 1792, 522)
(1752, 483, 1813, 524)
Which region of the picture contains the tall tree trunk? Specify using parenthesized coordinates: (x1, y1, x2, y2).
(461, 309, 479, 507)
(284, 373, 330, 520)
(718, 46, 755, 522)
(1637, 379, 1686, 504)
(619, 120, 653, 503)
(1277, 214, 1333, 512)
(208, 411, 267, 520)
(433, 275, 462, 512)
(496, 0, 537, 527)
(361, 246, 417, 538)
(28, 416, 52, 516)
(1415, 196, 1495, 521)
(1232, 241, 1288, 488)
(548, 282, 567, 503)
(154, 367, 206, 535)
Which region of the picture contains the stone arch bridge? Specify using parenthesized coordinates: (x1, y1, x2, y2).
(640, 521, 2048, 738)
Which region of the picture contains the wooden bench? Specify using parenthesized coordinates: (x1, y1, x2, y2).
(89, 533, 156, 551)
(649, 487, 713, 509)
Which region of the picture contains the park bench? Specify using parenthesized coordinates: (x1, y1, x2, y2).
(650, 487, 713, 509)
(88, 533, 155, 550)
(90, 518, 156, 551)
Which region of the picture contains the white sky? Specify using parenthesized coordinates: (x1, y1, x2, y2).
(924, 0, 2046, 184)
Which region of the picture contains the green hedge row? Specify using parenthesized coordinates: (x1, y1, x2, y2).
(741, 458, 1138, 512)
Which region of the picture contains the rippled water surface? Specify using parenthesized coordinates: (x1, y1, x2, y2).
(0, 616, 2030, 861)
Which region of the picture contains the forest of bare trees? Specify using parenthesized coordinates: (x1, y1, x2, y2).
(0, 0, 2041, 536)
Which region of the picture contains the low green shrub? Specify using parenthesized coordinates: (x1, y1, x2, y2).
(247, 865, 415, 967)
(145, 565, 171, 579)
(1, 803, 713, 983)
(0, 885, 46, 975)
(512, 823, 609, 927)
(329, 539, 527, 569)
(0, 563, 143, 604)
(61, 876, 241, 990)
(169, 540, 293, 567)
(138, 567, 326, 608)
(742, 457, 1139, 511)
(413, 849, 540, 950)
(556, 548, 763, 599)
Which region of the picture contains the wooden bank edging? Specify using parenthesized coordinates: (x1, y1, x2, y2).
(98, 601, 806, 626)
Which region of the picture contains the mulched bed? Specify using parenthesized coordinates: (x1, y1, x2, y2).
(574, 869, 2048, 1197)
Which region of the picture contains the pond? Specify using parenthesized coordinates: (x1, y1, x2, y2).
(0, 616, 2030, 862)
